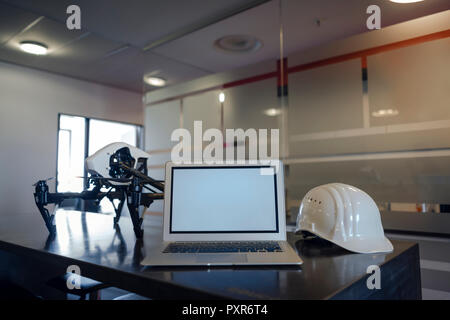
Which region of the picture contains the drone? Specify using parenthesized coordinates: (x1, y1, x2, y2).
(33, 142, 164, 238)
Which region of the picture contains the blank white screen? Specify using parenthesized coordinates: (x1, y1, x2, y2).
(170, 167, 278, 232)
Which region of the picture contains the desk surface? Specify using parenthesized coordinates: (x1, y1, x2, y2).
(0, 209, 420, 299)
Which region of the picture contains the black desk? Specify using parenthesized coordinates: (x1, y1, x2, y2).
(0, 210, 421, 299)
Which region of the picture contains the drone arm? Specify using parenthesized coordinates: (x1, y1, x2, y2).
(140, 192, 164, 205)
(117, 162, 165, 192)
(45, 190, 121, 203)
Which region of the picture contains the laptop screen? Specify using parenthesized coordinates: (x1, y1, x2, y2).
(170, 166, 279, 233)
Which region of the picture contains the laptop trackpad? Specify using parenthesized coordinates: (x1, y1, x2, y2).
(196, 254, 247, 264)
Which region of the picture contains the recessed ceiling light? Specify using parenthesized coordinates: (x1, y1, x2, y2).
(372, 109, 399, 117)
(19, 41, 48, 55)
(389, 0, 424, 3)
(264, 108, 282, 117)
(144, 76, 166, 87)
(214, 35, 263, 53)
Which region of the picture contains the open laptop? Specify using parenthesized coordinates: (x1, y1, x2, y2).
(142, 162, 302, 266)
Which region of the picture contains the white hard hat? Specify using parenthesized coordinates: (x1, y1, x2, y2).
(295, 183, 393, 254)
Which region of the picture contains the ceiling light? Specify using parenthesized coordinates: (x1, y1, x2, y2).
(371, 109, 399, 117)
(219, 92, 225, 103)
(19, 41, 48, 55)
(144, 76, 166, 87)
(214, 35, 263, 53)
(264, 108, 282, 117)
(389, 0, 424, 3)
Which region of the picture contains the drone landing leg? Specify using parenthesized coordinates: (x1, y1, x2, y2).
(127, 178, 144, 238)
(113, 200, 125, 224)
(36, 204, 56, 235)
(34, 180, 56, 235)
(112, 192, 126, 225)
(127, 201, 143, 238)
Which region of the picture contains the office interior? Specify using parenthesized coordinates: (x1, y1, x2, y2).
(0, 0, 449, 300)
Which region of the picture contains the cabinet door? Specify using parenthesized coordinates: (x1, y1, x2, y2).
(368, 38, 450, 127)
(288, 59, 364, 158)
(183, 90, 221, 134)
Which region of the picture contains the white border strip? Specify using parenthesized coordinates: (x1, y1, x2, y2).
(386, 232, 450, 243)
(284, 149, 450, 164)
(422, 288, 450, 300)
(421, 260, 450, 273)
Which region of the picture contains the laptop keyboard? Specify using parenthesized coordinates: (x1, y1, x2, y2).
(163, 241, 283, 253)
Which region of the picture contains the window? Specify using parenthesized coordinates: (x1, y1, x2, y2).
(57, 115, 86, 193)
(88, 119, 139, 156)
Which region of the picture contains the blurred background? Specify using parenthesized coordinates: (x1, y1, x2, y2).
(0, 0, 449, 298)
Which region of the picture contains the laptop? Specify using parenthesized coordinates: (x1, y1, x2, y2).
(142, 162, 303, 266)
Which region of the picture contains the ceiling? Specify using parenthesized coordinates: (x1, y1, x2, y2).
(0, 0, 448, 93)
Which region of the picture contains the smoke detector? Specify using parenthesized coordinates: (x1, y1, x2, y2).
(214, 35, 263, 53)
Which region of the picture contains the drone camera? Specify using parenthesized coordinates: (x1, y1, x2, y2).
(109, 147, 136, 179)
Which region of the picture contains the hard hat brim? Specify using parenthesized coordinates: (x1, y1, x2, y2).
(295, 227, 394, 254)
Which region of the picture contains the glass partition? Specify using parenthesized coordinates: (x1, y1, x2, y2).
(142, 0, 450, 220)
(281, 0, 450, 221)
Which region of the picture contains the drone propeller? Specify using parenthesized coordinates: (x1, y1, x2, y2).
(32, 177, 54, 186)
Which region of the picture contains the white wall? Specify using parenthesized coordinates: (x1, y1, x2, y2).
(0, 61, 143, 215)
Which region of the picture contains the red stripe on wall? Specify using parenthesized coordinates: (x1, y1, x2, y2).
(361, 56, 368, 69)
(222, 71, 277, 89)
(288, 29, 450, 74)
(277, 57, 288, 87)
